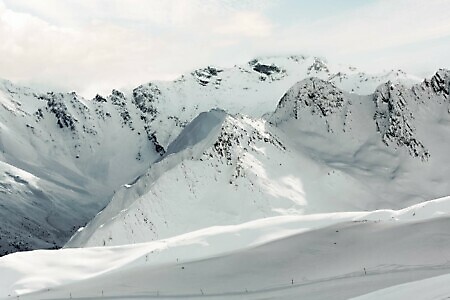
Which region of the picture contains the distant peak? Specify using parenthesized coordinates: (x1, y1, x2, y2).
(270, 77, 345, 124)
(307, 57, 329, 73)
(427, 68, 450, 98)
(248, 59, 286, 81)
(191, 66, 223, 87)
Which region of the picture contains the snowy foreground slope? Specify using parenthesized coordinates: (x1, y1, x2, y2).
(0, 55, 424, 255)
(2, 197, 450, 299)
(351, 272, 450, 300)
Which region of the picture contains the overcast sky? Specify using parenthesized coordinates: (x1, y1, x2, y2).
(1, 0, 450, 97)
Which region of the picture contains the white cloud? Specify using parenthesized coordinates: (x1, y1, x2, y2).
(0, 0, 449, 97)
(214, 11, 273, 38)
(265, 0, 450, 73)
(0, 0, 277, 96)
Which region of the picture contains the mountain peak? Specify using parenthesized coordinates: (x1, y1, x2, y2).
(271, 77, 345, 124)
(425, 68, 450, 98)
(373, 81, 429, 160)
(307, 57, 330, 74)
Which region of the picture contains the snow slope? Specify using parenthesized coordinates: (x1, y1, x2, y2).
(67, 69, 450, 248)
(351, 273, 450, 300)
(2, 196, 450, 299)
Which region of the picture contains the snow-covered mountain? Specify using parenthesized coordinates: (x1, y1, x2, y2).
(0, 54, 450, 299)
(0, 55, 423, 255)
(0, 81, 164, 255)
(67, 69, 450, 248)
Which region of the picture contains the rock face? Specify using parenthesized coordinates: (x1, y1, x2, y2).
(373, 82, 429, 160)
(273, 78, 345, 122)
(307, 57, 330, 74)
(424, 69, 450, 99)
(371, 69, 449, 161)
(192, 66, 223, 87)
(249, 59, 287, 81)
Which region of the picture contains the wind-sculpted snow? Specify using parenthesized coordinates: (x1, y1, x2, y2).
(163, 109, 227, 158)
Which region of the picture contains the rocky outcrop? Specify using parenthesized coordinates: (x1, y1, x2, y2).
(307, 57, 330, 74)
(249, 59, 286, 81)
(373, 82, 429, 160)
(423, 69, 450, 99)
(273, 78, 345, 122)
(192, 66, 223, 87)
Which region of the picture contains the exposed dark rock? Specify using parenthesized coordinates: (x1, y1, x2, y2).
(275, 78, 345, 119)
(93, 94, 107, 103)
(192, 66, 223, 86)
(307, 57, 330, 73)
(423, 69, 450, 99)
(373, 82, 429, 160)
